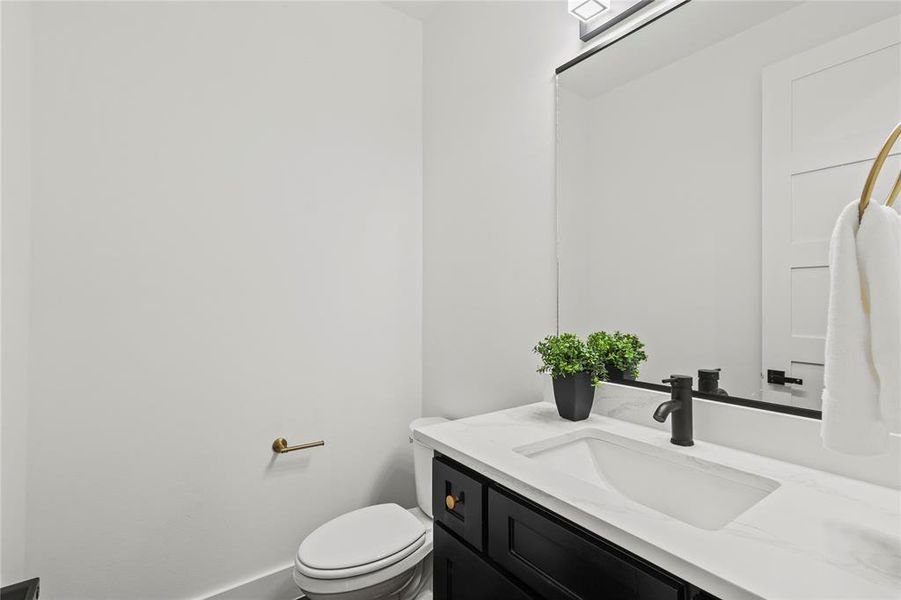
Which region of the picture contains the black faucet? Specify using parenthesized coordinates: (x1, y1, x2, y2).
(654, 375, 694, 446)
(698, 368, 728, 396)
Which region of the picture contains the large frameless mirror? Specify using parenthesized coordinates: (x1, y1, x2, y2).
(556, 0, 901, 416)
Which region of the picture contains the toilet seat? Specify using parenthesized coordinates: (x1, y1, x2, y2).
(297, 503, 426, 577)
(294, 506, 433, 597)
(296, 534, 425, 580)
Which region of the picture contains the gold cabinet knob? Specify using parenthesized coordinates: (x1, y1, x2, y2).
(445, 494, 462, 510)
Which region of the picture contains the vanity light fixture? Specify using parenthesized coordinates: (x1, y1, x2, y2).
(569, 0, 608, 23)
(572, 0, 663, 44)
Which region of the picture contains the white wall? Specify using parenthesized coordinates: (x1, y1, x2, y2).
(18, 3, 422, 598)
(422, 1, 584, 419)
(1, 0, 33, 586)
(558, 1, 900, 399)
(556, 87, 593, 336)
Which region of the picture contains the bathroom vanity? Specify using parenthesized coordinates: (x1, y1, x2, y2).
(432, 456, 716, 600)
(416, 403, 901, 600)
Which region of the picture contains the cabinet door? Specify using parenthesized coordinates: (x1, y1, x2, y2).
(432, 456, 486, 551)
(434, 523, 533, 600)
(488, 488, 685, 600)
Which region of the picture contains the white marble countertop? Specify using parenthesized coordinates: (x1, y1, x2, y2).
(413, 402, 901, 600)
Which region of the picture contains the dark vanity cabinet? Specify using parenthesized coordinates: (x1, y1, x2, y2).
(432, 455, 720, 600)
(433, 524, 533, 600)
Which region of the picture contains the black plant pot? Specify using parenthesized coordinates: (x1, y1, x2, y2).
(606, 364, 636, 381)
(552, 372, 595, 421)
(0, 578, 40, 600)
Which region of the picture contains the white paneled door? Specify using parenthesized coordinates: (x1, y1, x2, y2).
(762, 16, 901, 409)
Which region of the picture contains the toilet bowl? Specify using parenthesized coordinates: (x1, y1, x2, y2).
(293, 417, 447, 600)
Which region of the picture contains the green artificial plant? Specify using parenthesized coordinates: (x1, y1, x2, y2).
(533, 333, 604, 385)
(586, 331, 648, 380)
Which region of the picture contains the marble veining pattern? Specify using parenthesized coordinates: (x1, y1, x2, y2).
(413, 402, 901, 600)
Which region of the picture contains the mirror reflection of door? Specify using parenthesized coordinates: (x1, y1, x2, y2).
(762, 18, 901, 409)
(556, 1, 901, 411)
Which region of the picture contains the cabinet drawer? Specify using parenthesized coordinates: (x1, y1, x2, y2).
(432, 456, 486, 551)
(434, 523, 533, 600)
(488, 487, 686, 600)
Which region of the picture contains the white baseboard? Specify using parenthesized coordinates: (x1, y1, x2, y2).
(203, 564, 301, 600)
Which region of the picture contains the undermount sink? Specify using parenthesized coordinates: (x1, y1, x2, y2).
(515, 428, 780, 530)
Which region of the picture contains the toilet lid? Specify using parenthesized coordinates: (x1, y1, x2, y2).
(298, 503, 426, 572)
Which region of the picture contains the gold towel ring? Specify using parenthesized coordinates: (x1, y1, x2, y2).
(859, 122, 901, 221)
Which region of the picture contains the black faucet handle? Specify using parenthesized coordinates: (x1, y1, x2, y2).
(698, 369, 723, 394)
(662, 375, 693, 388)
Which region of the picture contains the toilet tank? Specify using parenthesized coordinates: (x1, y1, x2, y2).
(409, 417, 448, 518)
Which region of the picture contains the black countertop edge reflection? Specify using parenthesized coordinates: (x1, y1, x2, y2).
(610, 378, 822, 420)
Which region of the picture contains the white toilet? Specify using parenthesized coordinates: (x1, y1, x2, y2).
(293, 417, 447, 600)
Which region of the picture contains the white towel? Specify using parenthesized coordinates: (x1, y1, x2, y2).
(859, 202, 901, 432)
(822, 201, 901, 455)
